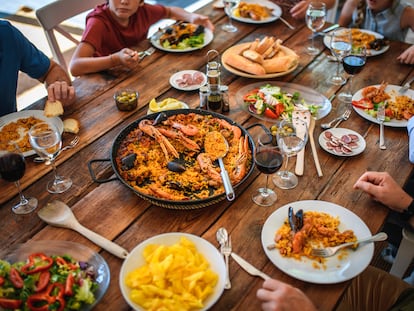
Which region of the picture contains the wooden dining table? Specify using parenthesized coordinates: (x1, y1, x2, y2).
(1, 2, 414, 310)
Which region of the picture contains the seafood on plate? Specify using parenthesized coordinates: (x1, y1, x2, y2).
(116, 113, 252, 201)
(234, 2, 274, 21)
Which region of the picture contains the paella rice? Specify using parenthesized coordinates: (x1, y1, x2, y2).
(115, 113, 252, 201)
(274, 211, 356, 267)
(0, 116, 43, 152)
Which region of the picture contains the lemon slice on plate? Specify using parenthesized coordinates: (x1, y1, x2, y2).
(148, 98, 189, 114)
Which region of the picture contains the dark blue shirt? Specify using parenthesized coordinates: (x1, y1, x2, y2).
(0, 20, 50, 116)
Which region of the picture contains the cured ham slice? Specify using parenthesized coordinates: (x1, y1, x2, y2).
(175, 71, 205, 88)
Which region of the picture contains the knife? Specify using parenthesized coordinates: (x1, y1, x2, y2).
(309, 23, 340, 39)
(231, 252, 271, 280)
(293, 110, 311, 176)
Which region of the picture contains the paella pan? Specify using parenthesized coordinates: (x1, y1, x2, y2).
(89, 109, 256, 209)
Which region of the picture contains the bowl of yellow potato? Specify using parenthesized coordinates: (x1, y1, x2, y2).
(119, 232, 226, 310)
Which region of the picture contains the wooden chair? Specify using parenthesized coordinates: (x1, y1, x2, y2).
(35, 0, 103, 73)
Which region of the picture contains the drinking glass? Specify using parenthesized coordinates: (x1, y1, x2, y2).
(0, 142, 38, 214)
(338, 46, 367, 103)
(305, 2, 326, 55)
(29, 122, 72, 193)
(330, 28, 352, 86)
(252, 133, 283, 206)
(273, 119, 308, 189)
(222, 0, 240, 33)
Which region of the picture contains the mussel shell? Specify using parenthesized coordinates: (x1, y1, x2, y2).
(121, 153, 137, 170)
(167, 161, 186, 173)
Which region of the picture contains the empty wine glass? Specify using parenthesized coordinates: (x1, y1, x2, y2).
(29, 122, 72, 194)
(252, 133, 283, 206)
(222, 0, 240, 33)
(273, 119, 308, 189)
(330, 28, 352, 86)
(338, 46, 367, 103)
(0, 142, 38, 214)
(305, 2, 326, 55)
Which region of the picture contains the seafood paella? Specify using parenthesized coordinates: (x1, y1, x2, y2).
(115, 113, 252, 202)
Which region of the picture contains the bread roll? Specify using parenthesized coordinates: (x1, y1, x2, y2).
(225, 54, 266, 75)
(256, 36, 275, 54)
(44, 100, 64, 117)
(242, 50, 264, 64)
(262, 55, 298, 73)
(63, 118, 80, 134)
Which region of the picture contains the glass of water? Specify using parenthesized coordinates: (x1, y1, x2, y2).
(222, 0, 240, 33)
(305, 2, 326, 55)
(330, 28, 352, 86)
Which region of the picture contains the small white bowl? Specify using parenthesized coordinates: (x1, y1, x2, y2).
(119, 232, 226, 310)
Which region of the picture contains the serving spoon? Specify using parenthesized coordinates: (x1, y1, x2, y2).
(204, 132, 235, 201)
(38, 200, 129, 259)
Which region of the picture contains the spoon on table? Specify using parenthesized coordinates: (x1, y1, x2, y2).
(38, 200, 129, 259)
(204, 131, 235, 201)
(216, 227, 231, 289)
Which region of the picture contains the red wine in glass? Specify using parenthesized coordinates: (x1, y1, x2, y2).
(0, 149, 38, 214)
(255, 150, 283, 174)
(343, 55, 366, 75)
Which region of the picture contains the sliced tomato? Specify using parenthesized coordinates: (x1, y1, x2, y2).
(243, 88, 263, 103)
(352, 98, 373, 109)
(264, 107, 279, 119)
(275, 103, 284, 116)
(385, 108, 393, 117)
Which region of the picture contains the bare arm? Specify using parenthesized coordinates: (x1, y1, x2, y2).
(70, 42, 139, 77)
(338, 0, 359, 26)
(169, 6, 214, 31)
(397, 6, 414, 64)
(290, 0, 336, 20)
(40, 60, 75, 105)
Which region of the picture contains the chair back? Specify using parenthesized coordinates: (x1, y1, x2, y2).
(36, 0, 103, 73)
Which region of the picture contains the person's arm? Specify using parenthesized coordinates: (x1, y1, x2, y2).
(289, 0, 336, 20)
(397, 6, 414, 64)
(168, 7, 214, 31)
(338, 0, 359, 27)
(256, 278, 317, 311)
(39, 60, 75, 105)
(70, 42, 139, 77)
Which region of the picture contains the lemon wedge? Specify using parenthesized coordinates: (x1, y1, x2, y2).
(149, 98, 185, 112)
(149, 98, 160, 112)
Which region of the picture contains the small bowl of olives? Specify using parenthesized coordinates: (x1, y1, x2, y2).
(114, 89, 139, 111)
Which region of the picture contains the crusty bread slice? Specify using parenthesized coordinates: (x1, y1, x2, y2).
(63, 118, 80, 134)
(44, 100, 64, 117)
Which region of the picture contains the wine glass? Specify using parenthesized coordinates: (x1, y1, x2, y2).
(0, 142, 38, 214)
(29, 122, 72, 194)
(338, 46, 367, 103)
(222, 0, 240, 33)
(330, 28, 352, 86)
(273, 119, 308, 190)
(252, 133, 283, 206)
(305, 2, 326, 55)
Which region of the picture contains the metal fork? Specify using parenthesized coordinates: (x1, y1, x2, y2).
(399, 76, 414, 94)
(321, 109, 351, 129)
(333, 109, 351, 128)
(311, 232, 387, 257)
(377, 103, 386, 150)
(221, 236, 232, 289)
(34, 135, 80, 163)
(0, 117, 5, 127)
(138, 47, 155, 61)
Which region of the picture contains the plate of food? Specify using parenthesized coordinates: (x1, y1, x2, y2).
(119, 232, 226, 311)
(352, 83, 414, 127)
(150, 21, 213, 52)
(236, 81, 331, 121)
(261, 200, 373, 284)
(169, 70, 207, 91)
(232, 0, 282, 24)
(147, 97, 189, 114)
(0, 110, 63, 157)
(319, 128, 366, 156)
(222, 36, 299, 78)
(0, 240, 110, 310)
(323, 28, 389, 57)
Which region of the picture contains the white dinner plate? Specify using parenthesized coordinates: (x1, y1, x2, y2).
(323, 28, 389, 57)
(319, 128, 366, 156)
(235, 81, 332, 121)
(119, 232, 226, 311)
(0, 110, 63, 157)
(352, 84, 413, 127)
(231, 0, 282, 24)
(150, 26, 213, 52)
(169, 70, 207, 91)
(261, 200, 373, 284)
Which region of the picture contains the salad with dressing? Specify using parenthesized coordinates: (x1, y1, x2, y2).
(242, 84, 321, 120)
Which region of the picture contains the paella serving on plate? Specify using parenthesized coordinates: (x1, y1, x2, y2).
(113, 110, 254, 208)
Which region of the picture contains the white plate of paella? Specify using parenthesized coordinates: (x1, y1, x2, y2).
(261, 200, 373, 284)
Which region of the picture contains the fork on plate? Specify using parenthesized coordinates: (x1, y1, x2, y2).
(221, 236, 232, 289)
(377, 103, 386, 150)
(399, 76, 414, 94)
(311, 232, 387, 257)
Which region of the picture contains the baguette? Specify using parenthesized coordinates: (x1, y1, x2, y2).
(44, 100, 64, 117)
(63, 118, 80, 134)
(242, 50, 264, 64)
(262, 55, 298, 73)
(225, 54, 266, 75)
(256, 36, 274, 54)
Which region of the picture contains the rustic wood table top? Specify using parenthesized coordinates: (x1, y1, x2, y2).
(1, 3, 413, 311)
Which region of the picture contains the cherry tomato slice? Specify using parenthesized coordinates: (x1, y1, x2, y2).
(264, 107, 279, 119)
